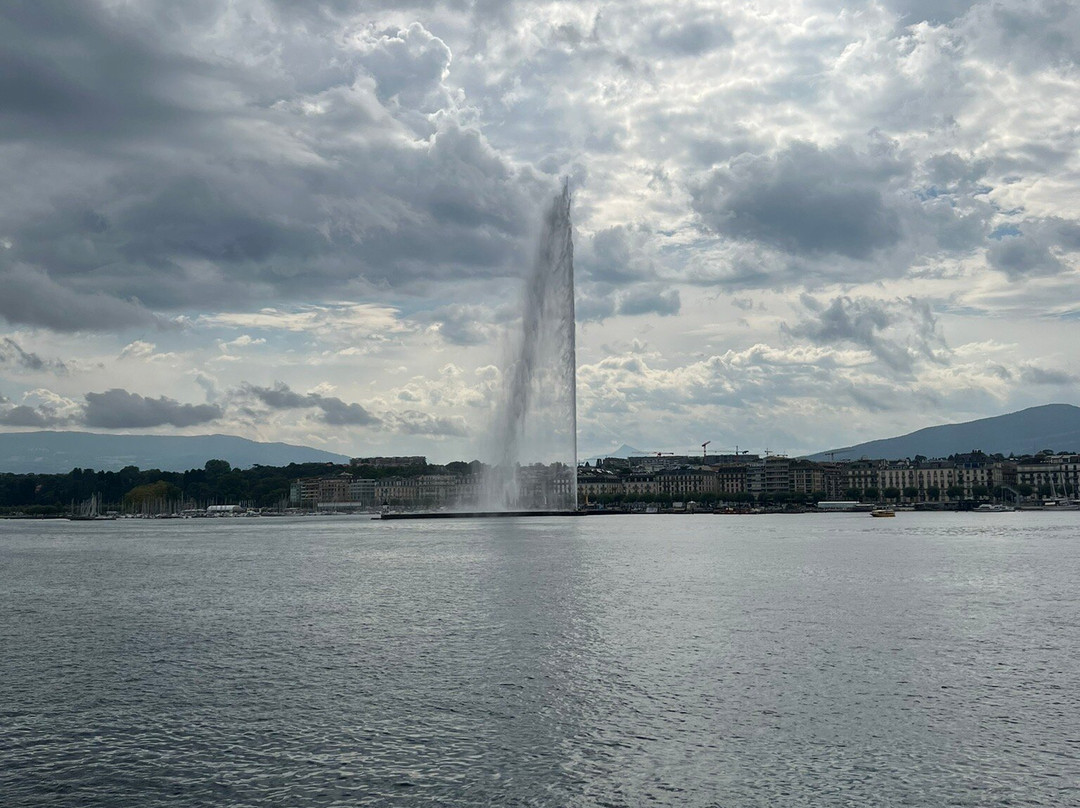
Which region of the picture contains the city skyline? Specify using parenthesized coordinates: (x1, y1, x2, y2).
(2, 2, 1079, 464)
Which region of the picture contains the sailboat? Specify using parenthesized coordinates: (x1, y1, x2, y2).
(68, 493, 116, 520)
(1043, 470, 1079, 510)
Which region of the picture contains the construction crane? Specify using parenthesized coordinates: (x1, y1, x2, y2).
(631, 451, 675, 457)
(701, 440, 711, 460)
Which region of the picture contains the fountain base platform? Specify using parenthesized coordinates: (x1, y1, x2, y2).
(380, 510, 583, 520)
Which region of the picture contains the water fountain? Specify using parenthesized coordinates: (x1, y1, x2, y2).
(383, 180, 578, 519)
(481, 179, 577, 511)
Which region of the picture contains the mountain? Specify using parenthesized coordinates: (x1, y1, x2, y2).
(581, 444, 645, 465)
(0, 431, 351, 474)
(807, 403, 1080, 461)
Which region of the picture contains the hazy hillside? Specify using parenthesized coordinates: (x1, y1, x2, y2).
(0, 432, 350, 473)
(808, 403, 1080, 461)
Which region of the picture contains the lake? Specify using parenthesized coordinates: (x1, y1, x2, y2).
(2, 512, 1078, 806)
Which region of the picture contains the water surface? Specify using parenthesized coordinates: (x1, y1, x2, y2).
(2, 513, 1078, 806)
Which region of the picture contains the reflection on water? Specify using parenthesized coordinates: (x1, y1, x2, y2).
(1, 513, 1078, 806)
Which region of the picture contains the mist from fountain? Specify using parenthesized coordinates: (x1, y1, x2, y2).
(481, 180, 577, 511)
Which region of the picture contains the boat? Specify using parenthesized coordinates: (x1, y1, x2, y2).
(974, 503, 1015, 513)
(870, 507, 895, 517)
(68, 493, 116, 521)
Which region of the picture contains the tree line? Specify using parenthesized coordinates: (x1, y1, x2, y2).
(0, 459, 468, 515)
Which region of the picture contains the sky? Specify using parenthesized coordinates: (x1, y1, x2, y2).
(1, 0, 1078, 462)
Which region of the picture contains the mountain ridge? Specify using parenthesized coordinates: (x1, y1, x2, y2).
(0, 431, 350, 473)
(807, 403, 1080, 461)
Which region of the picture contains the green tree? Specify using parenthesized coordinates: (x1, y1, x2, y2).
(971, 484, 989, 500)
(903, 486, 920, 501)
(926, 485, 941, 501)
(124, 480, 182, 510)
(883, 487, 901, 502)
(864, 486, 880, 500)
(204, 459, 232, 476)
(946, 485, 964, 500)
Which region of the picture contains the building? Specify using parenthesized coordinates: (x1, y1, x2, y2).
(290, 473, 377, 508)
(1016, 454, 1079, 500)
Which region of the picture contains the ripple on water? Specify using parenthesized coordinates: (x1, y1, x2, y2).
(1, 513, 1079, 806)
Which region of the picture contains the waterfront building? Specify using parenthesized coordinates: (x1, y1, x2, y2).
(653, 467, 719, 500)
(577, 468, 625, 503)
(1016, 454, 1080, 499)
(290, 473, 377, 508)
(747, 456, 792, 498)
(790, 459, 844, 499)
(712, 463, 748, 496)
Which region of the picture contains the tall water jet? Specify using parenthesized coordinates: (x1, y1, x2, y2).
(483, 180, 577, 510)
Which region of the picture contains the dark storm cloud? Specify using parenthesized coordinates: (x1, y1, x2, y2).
(690, 142, 906, 260)
(0, 262, 165, 332)
(242, 383, 380, 427)
(784, 295, 947, 373)
(0, 3, 548, 329)
(0, 2, 203, 144)
(83, 389, 223, 428)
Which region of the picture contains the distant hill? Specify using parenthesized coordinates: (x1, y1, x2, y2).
(0, 431, 351, 473)
(808, 403, 1080, 461)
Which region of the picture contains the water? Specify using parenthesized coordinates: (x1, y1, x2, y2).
(2, 512, 1078, 806)
(484, 180, 576, 510)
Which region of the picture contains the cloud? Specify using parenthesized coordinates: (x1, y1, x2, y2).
(418, 303, 496, 346)
(0, 337, 66, 373)
(83, 389, 222, 428)
(616, 286, 680, 317)
(240, 380, 469, 435)
(986, 217, 1080, 277)
(0, 404, 67, 428)
(357, 22, 454, 119)
(783, 294, 950, 374)
(317, 397, 383, 426)
(386, 410, 469, 437)
(0, 4, 550, 328)
(690, 141, 907, 260)
(0, 262, 164, 332)
(577, 225, 659, 284)
(242, 382, 380, 426)
(647, 11, 733, 56)
(1019, 365, 1077, 385)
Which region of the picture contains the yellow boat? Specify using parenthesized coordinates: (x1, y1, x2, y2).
(870, 508, 895, 517)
